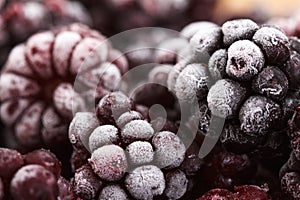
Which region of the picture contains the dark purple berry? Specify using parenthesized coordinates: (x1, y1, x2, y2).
(190, 25, 222, 62)
(96, 92, 134, 125)
(288, 108, 300, 160)
(233, 185, 271, 200)
(175, 63, 210, 102)
(99, 184, 129, 200)
(281, 172, 300, 199)
(283, 50, 300, 90)
(88, 144, 127, 181)
(24, 149, 62, 178)
(0, 148, 24, 182)
(116, 111, 143, 128)
(164, 169, 188, 199)
(222, 19, 259, 46)
(152, 131, 186, 169)
(126, 141, 154, 166)
(252, 66, 288, 101)
(239, 96, 282, 136)
(282, 91, 300, 122)
(253, 26, 290, 65)
(125, 165, 165, 199)
(121, 120, 154, 144)
(57, 176, 76, 200)
(73, 164, 103, 200)
(10, 164, 58, 200)
(88, 125, 119, 152)
(70, 146, 91, 171)
(208, 49, 228, 80)
(198, 188, 234, 200)
(226, 40, 265, 81)
(207, 79, 247, 119)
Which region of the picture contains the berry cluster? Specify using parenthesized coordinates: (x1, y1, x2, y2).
(0, 23, 127, 152)
(0, 148, 74, 200)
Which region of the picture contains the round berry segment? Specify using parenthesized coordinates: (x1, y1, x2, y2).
(226, 40, 265, 81)
(126, 141, 154, 166)
(208, 49, 228, 80)
(99, 185, 129, 200)
(121, 120, 154, 144)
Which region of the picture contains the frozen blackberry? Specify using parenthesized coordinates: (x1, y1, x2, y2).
(207, 79, 247, 119)
(164, 169, 188, 200)
(281, 172, 300, 199)
(88, 125, 119, 152)
(96, 91, 134, 125)
(190, 25, 222, 62)
(283, 49, 300, 90)
(253, 26, 290, 65)
(152, 131, 186, 169)
(288, 108, 300, 160)
(222, 19, 259, 46)
(239, 96, 282, 136)
(252, 66, 288, 101)
(73, 164, 103, 200)
(10, 164, 58, 200)
(57, 176, 76, 200)
(121, 120, 154, 144)
(99, 185, 129, 200)
(0, 23, 124, 149)
(226, 40, 265, 81)
(208, 49, 228, 80)
(116, 111, 143, 128)
(175, 63, 210, 103)
(126, 141, 154, 166)
(125, 165, 165, 200)
(89, 144, 127, 181)
(0, 148, 24, 182)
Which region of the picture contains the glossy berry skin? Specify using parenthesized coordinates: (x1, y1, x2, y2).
(239, 96, 281, 136)
(0, 23, 124, 149)
(0, 148, 24, 182)
(10, 164, 58, 200)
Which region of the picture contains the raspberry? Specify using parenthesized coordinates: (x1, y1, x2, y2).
(73, 164, 103, 200)
(0, 23, 125, 150)
(233, 185, 271, 200)
(198, 188, 234, 200)
(88, 144, 128, 181)
(98, 185, 129, 200)
(10, 164, 58, 200)
(125, 165, 165, 199)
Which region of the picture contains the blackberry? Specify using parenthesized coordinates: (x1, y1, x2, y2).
(126, 141, 154, 166)
(281, 172, 300, 199)
(208, 49, 228, 80)
(99, 185, 129, 200)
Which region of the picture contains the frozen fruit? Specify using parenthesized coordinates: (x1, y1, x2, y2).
(208, 49, 228, 80)
(226, 40, 265, 81)
(253, 26, 290, 65)
(0, 148, 24, 182)
(252, 66, 288, 101)
(181, 21, 219, 40)
(88, 125, 119, 152)
(98, 184, 129, 200)
(0, 23, 125, 150)
(88, 144, 127, 181)
(281, 172, 300, 199)
(10, 164, 58, 200)
(57, 176, 76, 200)
(164, 169, 188, 199)
(126, 141, 154, 166)
(239, 96, 281, 136)
(222, 19, 259, 46)
(73, 164, 103, 200)
(116, 111, 143, 128)
(198, 188, 234, 200)
(121, 120, 154, 144)
(152, 131, 186, 169)
(125, 165, 165, 199)
(207, 79, 247, 119)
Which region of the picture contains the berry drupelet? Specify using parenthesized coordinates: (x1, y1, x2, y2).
(0, 147, 74, 200)
(0, 23, 127, 151)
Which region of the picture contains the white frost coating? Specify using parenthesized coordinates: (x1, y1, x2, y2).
(89, 145, 127, 181)
(0, 73, 40, 101)
(116, 111, 143, 128)
(226, 40, 265, 81)
(207, 79, 246, 119)
(68, 112, 99, 150)
(53, 31, 81, 76)
(164, 169, 188, 199)
(121, 120, 154, 143)
(152, 131, 186, 169)
(89, 125, 119, 152)
(181, 21, 219, 40)
(0, 98, 30, 125)
(99, 185, 129, 200)
(125, 165, 165, 200)
(126, 141, 154, 165)
(222, 19, 259, 46)
(175, 63, 209, 103)
(167, 59, 189, 92)
(208, 49, 227, 80)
